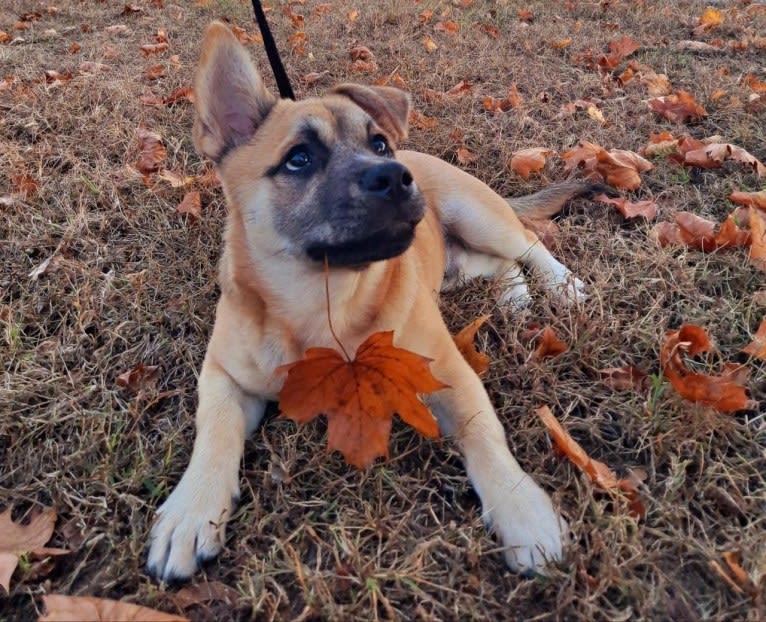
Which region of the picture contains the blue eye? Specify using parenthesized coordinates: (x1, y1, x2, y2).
(285, 147, 311, 171)
(372, 135, 389, 155)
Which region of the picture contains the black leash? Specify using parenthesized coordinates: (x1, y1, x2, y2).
(250, 0, 295, 100)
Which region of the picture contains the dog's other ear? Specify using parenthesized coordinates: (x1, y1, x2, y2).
(193, 21, 276, 161)
(332, 84, 410, 144)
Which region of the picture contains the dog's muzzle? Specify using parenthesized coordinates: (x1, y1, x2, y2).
(306, 161, 425, 267)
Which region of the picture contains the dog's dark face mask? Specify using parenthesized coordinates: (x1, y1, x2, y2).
(191, 24, 421, 268)
(266, 100, 425, 268)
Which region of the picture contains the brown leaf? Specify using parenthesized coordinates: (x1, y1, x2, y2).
(434, 21, 459, 36)
(79, 61, 111, 74)
(518, 9, 534, 22)
(277, 331, 447, 469)
(660, 325, 753, 412)
(599, 366, 649, 391)
(164, 86, 194, 106)
(0, 506, 68, 593)
(594, 193, 657, 220)
(550, 37, 572, 49)
(349, 45, 373, 61)
(177, 191, 201, 219)
(12, 173, 38, 199)
(38, 595, 188, 622)
(422, 35, 438, 53)
(408, 110, 439, 130)
(536, 406, 643, 516)
(477, 23, 499, 38)
(421, 80, 473, 103)
(134, 127, 167, 180)
(145, 64, 165, 80)
(742, 318, 766, 361)
(560, 140, 600, 174)
(302, 71, 330, 86)
(709, 550, 759, 601)
(532, 326, 568, 360)
(140, 42, 169, 56)
(595, 149, 653, 190)
(456, 146, 478, 165)
(289, 31, 307, 55)
(729, 190, 766, 211)
(750, 210, 766, 271)
(116, 362, 161, 391)
(642, 131, 679, 157)
(282, 5, 305, 28)
(648, 90, 707, 123)
(173, 581, 240, 610)
(510, 148, 554, 179)
(482, 83, 521, 112)
(452, 315, 490, 375)
(598, 35, 639, 69)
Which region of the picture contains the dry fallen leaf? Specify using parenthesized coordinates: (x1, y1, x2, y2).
(599, 366, 650, 391)
(116, 362, 161, 391)
(140, 42, 169, 56)
(277, 331, 447, 468)
(38, 594, 188, 622)
(595, 193, 657, 220)
(422, 35, 438, 53)
(134, 127, 167, 181)
(482, 83, 521, 112)
(456, 146, 478, 165)
(177, 191, 201, 219)
(536, 406, 644, 516)
(510, 148, 554, 180)
(709, 550, 759, 602)
(452, 315, 490, 375)
(12, 173, 38, 200)
(173, 580, 240, 610)
(531, 326, 568, 360)
(750, 210, 766, 271)
(660, 325, 754, 413)
(649, 91, 707, 123)
(598, 35, 640, 69)
(0, 506, 68, 592)
(742, 318, 766, 361)
(650, 212, 750, 252)
(595, 149, 654, 190)
(729, 190, 766, 211)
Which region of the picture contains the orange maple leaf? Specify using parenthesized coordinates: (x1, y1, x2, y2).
(660, 325, 754, 413)
(453, 315, 490, 375)
(277, 331, 447, 468)
(531, 326, 568, 360)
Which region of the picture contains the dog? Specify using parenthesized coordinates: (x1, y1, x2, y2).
(146, 21, 596, 582)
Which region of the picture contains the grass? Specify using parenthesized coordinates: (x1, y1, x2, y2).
(1, 0, 765, 620)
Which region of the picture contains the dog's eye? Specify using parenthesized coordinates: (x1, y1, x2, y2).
(371, 135, 390, 156)
(284, 146, 311, 172)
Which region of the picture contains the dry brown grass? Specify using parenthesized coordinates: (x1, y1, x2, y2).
(2, 0, 765, 620)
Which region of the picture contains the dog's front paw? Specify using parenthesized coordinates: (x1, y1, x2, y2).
(146, 474, 238, 582)
(484, 477, 568, 574)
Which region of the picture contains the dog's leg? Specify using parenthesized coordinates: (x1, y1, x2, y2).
(443, 242, 531, 307)
(409, 315, 567, 573)
(146, 359, 264, 582)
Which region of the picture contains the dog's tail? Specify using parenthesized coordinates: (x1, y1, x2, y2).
(506, 181, 612, 219)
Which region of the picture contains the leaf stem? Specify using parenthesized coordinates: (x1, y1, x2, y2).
(324, 256, 351, 361)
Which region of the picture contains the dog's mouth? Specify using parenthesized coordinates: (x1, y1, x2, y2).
(306, 221, 417, 268)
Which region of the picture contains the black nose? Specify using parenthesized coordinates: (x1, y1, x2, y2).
(359, 161, 414, 202)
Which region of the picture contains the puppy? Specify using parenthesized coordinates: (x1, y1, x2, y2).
(147, 21, 593, 582)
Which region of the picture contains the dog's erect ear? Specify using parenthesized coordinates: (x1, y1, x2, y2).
(332, 84, 410, 144)
(193, 21, 276, 161)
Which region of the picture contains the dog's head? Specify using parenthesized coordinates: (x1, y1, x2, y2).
(193, 21, 425, 268)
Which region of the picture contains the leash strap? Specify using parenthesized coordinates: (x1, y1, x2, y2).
(250, 0, 296, 100)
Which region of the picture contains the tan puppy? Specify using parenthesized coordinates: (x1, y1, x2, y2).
(147, 21, 594, 582)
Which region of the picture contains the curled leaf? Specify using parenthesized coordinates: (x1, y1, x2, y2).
(453, 315, 490, 375)
(660, 325, 754, 413)
(595, 193, 657, 220)
(510, 147, 554, 180)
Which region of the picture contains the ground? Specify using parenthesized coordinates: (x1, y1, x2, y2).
(1, 0, 765, 620)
